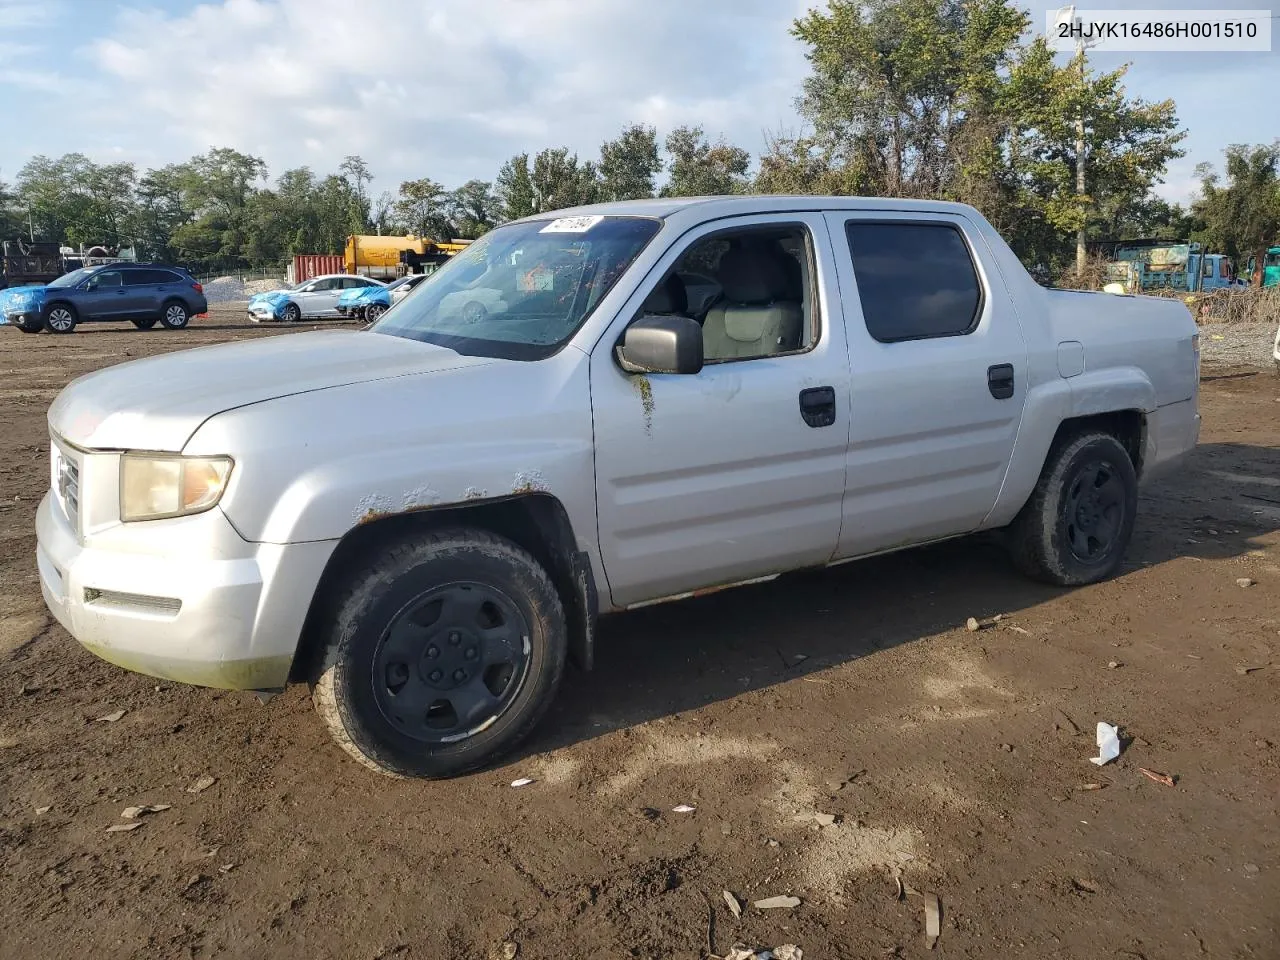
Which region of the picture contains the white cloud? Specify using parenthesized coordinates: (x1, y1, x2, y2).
(75, 0, 807, 191)
(0, 0, 57, 29)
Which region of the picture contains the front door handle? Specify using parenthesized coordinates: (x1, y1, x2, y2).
(987, 364, 1015, 400)
(798, 386, 837, 428)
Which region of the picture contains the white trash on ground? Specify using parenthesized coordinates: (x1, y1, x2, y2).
(1090, 722, 1121, 766)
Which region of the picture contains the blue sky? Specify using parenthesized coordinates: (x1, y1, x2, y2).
(0, 0, 1276, 207)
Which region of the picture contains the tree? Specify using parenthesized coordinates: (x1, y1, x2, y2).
(181, 147, 266, 218)
(371, 190, 397, 235)
(448, 180, 499, 238)
(1194, 142, 1280, 287)
(531, 147, 599, 212)
(496, 153, 537, 222)
(130, 164, 190, 261)
(394, 178, 454, 240)
(599, 124, 661, 201)
(0, 174, 25, 240)
(1004, 39, 1185, 274)
(786, 0, 1028, 199)
(339, 155, 372, 203)
(662, 126, 750, 197)
(780, 0, 1185, 274)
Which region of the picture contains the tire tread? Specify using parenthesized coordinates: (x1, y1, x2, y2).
(310, 528, 565, 779)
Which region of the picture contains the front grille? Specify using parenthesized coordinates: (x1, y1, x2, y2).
(52, 443, 80, 527)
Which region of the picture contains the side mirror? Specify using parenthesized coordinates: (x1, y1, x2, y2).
(616, 314, 703, 375)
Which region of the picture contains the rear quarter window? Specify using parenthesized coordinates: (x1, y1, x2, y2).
(845, 221, 983, 342)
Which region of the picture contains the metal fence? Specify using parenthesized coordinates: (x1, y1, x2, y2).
(192, 264, 288, 286)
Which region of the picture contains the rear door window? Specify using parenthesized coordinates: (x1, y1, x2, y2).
(844, 222, 982, 342)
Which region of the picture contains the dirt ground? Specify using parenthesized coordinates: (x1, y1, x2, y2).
(1, 306, 1277, 960)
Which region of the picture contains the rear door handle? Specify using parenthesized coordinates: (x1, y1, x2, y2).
(798, 386, 837, 428)
(987, 364, 1015, 400)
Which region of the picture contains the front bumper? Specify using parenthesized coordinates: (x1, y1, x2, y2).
(4, 310, 39, 326)
(36, 492, 336, 690)
(247, 303, 280, 322)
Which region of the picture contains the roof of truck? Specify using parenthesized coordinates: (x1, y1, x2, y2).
(512, 195, 982, 225)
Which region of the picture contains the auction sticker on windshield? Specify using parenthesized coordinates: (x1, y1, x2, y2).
(539, 215, 604, 233)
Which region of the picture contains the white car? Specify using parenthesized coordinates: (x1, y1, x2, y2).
(248, 274, 386, 323)
(390, 273, 429, 305)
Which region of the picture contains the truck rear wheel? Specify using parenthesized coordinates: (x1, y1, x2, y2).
(310, 528, 567, 778)
(1007, 431, 1138, 587)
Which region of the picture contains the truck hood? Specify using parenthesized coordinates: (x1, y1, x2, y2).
(48, 329, 496, 451)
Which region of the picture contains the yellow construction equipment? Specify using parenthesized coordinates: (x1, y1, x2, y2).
(344, 235, 472, 279)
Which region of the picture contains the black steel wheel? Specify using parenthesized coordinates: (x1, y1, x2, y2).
(1062, 459, 1128, 566)
(372, 581, 531, 743)
(1007, 431, 1138, 586)
(311, 528, 567, 778)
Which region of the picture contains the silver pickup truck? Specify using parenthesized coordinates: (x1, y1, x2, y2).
(37, 197, 1201, 778)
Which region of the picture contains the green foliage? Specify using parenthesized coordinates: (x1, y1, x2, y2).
(599, 124, 662, 201)
(394, 177, 453, 242)
(448, 180, 499, 239)
(1193, 141, 1280, 286)
(662, 126, 751, 197)
(773, 0, 1186, 272)
(496, 153, 538, 222)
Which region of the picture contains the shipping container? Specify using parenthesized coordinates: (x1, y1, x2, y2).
(291, 254, 345, 284)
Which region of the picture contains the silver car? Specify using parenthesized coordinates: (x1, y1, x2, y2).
(248, 274, 386, 323)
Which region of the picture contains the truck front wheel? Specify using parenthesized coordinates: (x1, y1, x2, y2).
(310, 529, 567, 778)
(1007, 431, 1138, 587)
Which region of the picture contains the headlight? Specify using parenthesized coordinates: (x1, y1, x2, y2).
(120, 455, 233, 522)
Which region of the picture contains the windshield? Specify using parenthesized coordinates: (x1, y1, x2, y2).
(370, 215, 661, 360)
(48, 268, 92, 289)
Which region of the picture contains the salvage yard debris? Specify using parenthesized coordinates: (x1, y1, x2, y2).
(722, 890, 742, 918)
(1139, 767, 1177, 787)
(752, 895, 801, 910)
(718, 945, 802, 960)
(94, 710, 126, 723)
(1090, 722, 1121, 766)
(105, 822, 142, 833)
(187, 776, 217, 793)
(509, 778, 534, 788)
(121, 804, 171, 819)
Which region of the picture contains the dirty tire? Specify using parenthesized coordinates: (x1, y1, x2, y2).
(311, 529, 567, 779)
(283, 302, 302, 323)
(1007, 430, 1138, 587)
(365, 302, 386, 322)
(132, 317, 157, 330)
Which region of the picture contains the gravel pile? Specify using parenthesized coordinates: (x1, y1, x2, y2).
(201, 276, 286, 303)
(1198, 322, 1278, 369)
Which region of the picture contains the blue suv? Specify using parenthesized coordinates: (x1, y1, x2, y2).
(0, 262, 208, 334)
